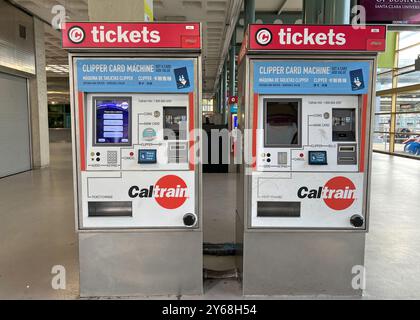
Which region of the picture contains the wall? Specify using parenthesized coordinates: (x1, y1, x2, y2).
(0, 0, 35, 75)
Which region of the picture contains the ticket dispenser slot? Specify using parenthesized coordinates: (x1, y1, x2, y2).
(88, 201, 132, 217)
(257, 201, 301, 217)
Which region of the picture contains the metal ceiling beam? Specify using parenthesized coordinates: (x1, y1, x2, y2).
(277, 0, 288, 15)
(212, 0, 243, 94)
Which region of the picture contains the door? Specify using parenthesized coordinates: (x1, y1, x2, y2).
(0, 72, 31, 177)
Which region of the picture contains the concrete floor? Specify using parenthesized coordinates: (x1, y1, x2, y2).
(0, 142, 420, 299)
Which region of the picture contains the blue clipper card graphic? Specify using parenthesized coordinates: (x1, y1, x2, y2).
(253, 61, 370, 94)
(77, 59, 194, 93)
(174, 67, 191, 89)
(350, 69, 365, 91)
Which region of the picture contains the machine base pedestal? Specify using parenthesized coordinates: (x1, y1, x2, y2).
(78, 231, 203, 298)
(242, 232, 365, 296)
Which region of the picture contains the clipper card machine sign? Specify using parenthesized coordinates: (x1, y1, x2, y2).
(236, 24, 385, 295)
(63, 22, 202, 297)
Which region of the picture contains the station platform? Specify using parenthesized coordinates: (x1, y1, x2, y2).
(0, 142, 419, 299)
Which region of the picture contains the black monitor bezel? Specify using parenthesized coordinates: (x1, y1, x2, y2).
(263, 98, 302, 148)
(92, 96, 132, 147)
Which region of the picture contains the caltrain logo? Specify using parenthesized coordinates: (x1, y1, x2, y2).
(68, 26, 85, 44)
(128, 175, 188, 209)
(255, 28, 272, 46)
(297, 176, 356, 211)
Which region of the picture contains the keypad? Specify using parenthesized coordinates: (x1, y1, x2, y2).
(107, 151, 118, 164)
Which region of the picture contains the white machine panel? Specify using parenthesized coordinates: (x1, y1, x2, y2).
(251, 172, 364, 229)
(256, 95, 359, 172)
(79, 93, 196, 229)
(81, 171, 195, 229)
(251, 94, 367, 229)
(86, 93, 190, 171)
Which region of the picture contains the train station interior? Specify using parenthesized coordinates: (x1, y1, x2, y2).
(0, 0, 420, 300)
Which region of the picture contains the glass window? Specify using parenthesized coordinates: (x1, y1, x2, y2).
(48, 105, 64, 113)
(48, 104, 71, 128)
(396, 92, 420, 112)
(372, 132, 389, 152)
(375, 96, 392, 113)
(398, 44, 420, 68)
(202, 99, 214, 112)
(374, 114, 391, 132)
(399, 31, 420, 50)
(374, 31, 420, 158)
(48, 114, 65, 128)
(397, 70, 420, 88)
(396, 113, 420, 134)
(377, 71, 393, 91)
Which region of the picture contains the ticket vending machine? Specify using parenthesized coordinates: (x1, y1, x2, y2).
(236, 25, 386, 295)
(63, 22, 202, 297)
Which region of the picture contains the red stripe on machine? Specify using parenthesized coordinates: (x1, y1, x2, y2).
(189, 92, 195, 171)
(78, 92, 86, 172)
(252, 94, 259, 169)
(360, 95, 368, 173)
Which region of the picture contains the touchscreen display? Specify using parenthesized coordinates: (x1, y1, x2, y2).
(265, 100, 300, 147)
(95, 98, 130, 145)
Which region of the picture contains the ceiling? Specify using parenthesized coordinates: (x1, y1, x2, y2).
(10, 0, 303, 102)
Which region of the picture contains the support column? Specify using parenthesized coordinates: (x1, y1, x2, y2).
(222, 60, 228, 124)
(303, 0, 324, 24)
(244, 0, 255, 33)
(88, 0, 153, 21)
(29, 17, 50, 168)
(219, 80, 223, 116)
(228, 30, 236, 98)
(215, 88, 220, 114)
(324, 0, 351, 24)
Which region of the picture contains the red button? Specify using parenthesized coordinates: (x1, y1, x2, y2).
(130, 152, 134, 157)
(300, 153, 304, 158)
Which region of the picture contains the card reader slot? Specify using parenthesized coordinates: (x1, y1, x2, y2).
(337, 143, 358, 165)
(169, 145, 187, 151)
(257, 201, 301, 218)
(88, 201, 132, 217)
(338, 157, 356, 162)
(338, 146, 355, 152)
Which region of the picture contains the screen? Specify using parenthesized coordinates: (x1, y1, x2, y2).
(95, 98, 131, 145)
(138, 149, 157, 164)
(265, 100, 300, 147)
(232, 114, 238, 129)
(308, 151, 328, 165)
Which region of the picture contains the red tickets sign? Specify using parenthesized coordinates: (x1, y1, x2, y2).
(249, 25, 386, 52)
(62, 22, 201, 49)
